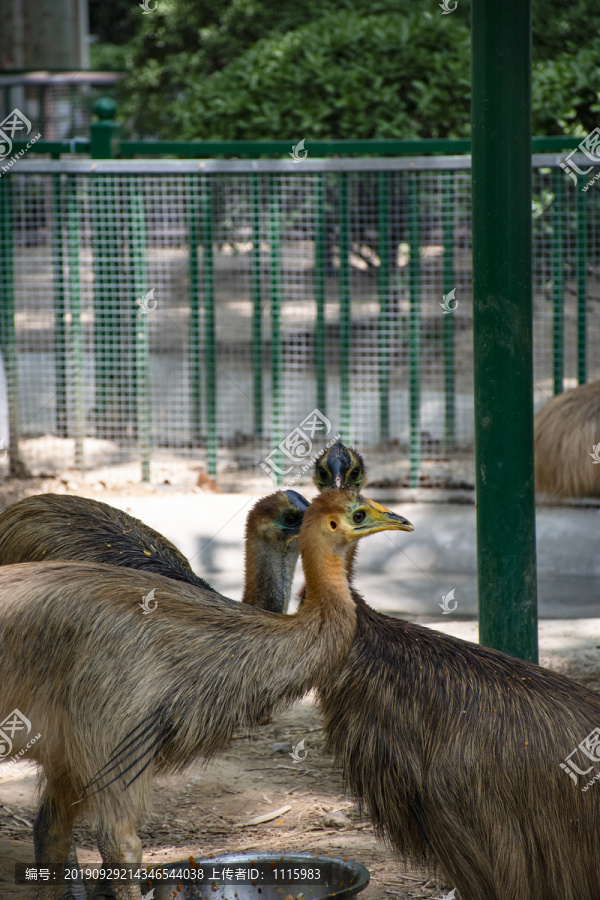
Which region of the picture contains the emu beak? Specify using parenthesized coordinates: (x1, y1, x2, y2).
(328, 457, 345, 489)
(356, 498, 414, 536)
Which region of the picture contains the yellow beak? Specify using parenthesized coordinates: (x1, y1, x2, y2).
(355, 497, 414, 536)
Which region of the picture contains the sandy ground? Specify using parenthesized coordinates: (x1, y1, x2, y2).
(0, 477, 598, 900)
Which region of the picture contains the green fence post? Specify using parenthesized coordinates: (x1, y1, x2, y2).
(251, 172, 264, 436)
(378, 171, 390, 441)
(67, 176, 85, 471)
(408, 172, 421, 489)
(443, 171, 456, 450)
(338, 173, 351, 441)
(269, 175, 283, 484)
(0, 177, 22, 476)
(576, 177, 587, 385)
(128, 179, 151, 482)
(202, 175, 217, 478)
(188, 176, 202, 443)
(90, 98, 119, 160)
(472, 0, 538, 663)
(314, 173, 327, 416)
(90, 99, 120, 439)
(552, 168, 564, 395)
(52, 173, 67, 436)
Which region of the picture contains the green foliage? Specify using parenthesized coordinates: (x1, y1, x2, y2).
(111, 0, 600, 141)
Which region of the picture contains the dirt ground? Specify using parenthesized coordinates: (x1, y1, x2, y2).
(0, 477, 598, 900)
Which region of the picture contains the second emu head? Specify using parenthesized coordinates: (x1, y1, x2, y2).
(314, 440, 366, 492)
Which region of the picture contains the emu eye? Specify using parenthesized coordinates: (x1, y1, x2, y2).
(330, 520, 337, 529)
(353, 510, 366, 524)
(350, 467, 360, 481)
(283, 514, 299, 527)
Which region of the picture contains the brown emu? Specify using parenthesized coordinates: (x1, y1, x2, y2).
(0, 490, 411, 900)
(0, 491, 306, 613)
(314, 454, 600, 899)
(534, 380, 600, 498)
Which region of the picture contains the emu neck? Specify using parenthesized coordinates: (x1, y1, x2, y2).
(243, 538, 298, 613)
(301, 540, 356, 621)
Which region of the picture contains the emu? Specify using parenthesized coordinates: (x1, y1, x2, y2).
(0, 491, 306, 613)
(315, 446, 600, 900)
(534, 380, 600, 498)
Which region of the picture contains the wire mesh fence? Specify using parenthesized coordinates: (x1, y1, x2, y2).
(0, 155, 599, 488)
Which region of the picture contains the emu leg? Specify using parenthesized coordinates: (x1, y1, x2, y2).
(63, 844, 89, 900)
(33, 796, 81, 900)
(96, 822, 143, 900)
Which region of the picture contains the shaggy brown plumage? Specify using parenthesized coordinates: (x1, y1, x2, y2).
(314, 442, 600, 898)
(0, 491, 308, 613)
(534, 381, 600, 498)
(0, 490, 409, 900)
(317, 594, 600, 900)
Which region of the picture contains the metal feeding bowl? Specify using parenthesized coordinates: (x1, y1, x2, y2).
(143, 851, 370, 900)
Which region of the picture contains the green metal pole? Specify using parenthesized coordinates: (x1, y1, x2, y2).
(269, 175, 283, 485)
(91, 175, 120, 435)
(472, 0, 538, 662)
(408, 173, 421, 489)
(0, 177, 21, 476)
(202, 175, 217, 477)
(552, 168, 564, 395)
(378, 171, 390, 442)
(52, 173, 67, 436)
(576, 178, 587, 385)
(90, 98, 119, 438)
(443, 171, 456, 450)
(251, 172, 263, 436)
(128, 179, 151, 482)
(338, 173, 351, 441)
(314, 174, 327, 416)
(188, 176, 202, 443)
(67, 177, 85, 471)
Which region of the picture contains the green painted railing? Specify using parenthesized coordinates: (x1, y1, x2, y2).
(1, 98, 598, 484)
(66, 177, 85, 472)
(0, 177, 21, 476)
(408, 173, 421, 490)
(9, 134, 589, 161)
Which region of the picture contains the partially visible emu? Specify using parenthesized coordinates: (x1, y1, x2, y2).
(534, 380, 600, 498)
(0, 490, 412, 900)
(0, 490, 308, 899)
(314, 441, 365, 492)
(314, 450, 600, 899)
(0, 491, 305, 613)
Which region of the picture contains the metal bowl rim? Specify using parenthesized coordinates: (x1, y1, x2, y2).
(159, 851, 370, 899)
